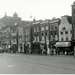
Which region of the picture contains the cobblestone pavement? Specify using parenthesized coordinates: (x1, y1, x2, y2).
(0, 53, 75, 74)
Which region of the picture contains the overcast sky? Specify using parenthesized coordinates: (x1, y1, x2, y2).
(0, 0, 74, 20)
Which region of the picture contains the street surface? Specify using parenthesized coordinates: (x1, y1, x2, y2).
(0, 53, 75, 74)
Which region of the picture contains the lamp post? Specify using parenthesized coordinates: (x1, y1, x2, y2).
(9, 26, 11, 49)
(31, 22, 33, 54)
(45, 30, 47, 55)
(30, 14, 33, 54)
(15, 22, 18, 52)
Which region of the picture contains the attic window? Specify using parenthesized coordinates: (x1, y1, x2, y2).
(62, 27, 66, 31)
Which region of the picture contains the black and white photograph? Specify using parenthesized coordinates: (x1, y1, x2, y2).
(0, 0, 75, 74)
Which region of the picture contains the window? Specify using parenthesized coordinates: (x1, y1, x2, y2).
(24, 35, 26, 38)
(61, 37, 64, 41)
(46, 32, 47, 36)
(66, 37, 68, 41)
(50, 25, 53, 31)
(51, 33, 52, 35)
(65, 31, 68, 34)
(37, 26, 39, 31)
(55, 25, 58, 30)
(73, 9, 75, 14)
(50, 35, 53, 41)
(62, 27, 66, 31)
(26, 35, 27, 38)
(55, 32, 57, 35)
(42, 35, 44, 41)
(55, 35, 58, 40)
(42, 33, 44, 36)
(19, 36, 20, 39)
(27, 27, 28, 29)
(37, 36, 39, 41)
(60, 32, 63, 35)
(13, 39, 16, 42)
(26, 35, 28, 38)
(34, 36, 36, 41)
(70, 31, 72, 34)
(46, 25, 48, 30)
(41, 25, 44, 31)
(34, 26, 36, 32)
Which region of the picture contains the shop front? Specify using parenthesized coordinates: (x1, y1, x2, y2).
(40, 41, 48, 55)
(24, 42, 28, 54)
(18, 43, 23, 53)
(55, 42, 71, 55)
(23, 42, 31, 54)
(49, 41, 56, 48)
(10, 44, 18, 53)
(40, 41, 45, 49)
(32, 42, 40, 54)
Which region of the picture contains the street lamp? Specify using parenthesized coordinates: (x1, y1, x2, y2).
(45, 31, 47, 55)
(15, 22, 18, 52)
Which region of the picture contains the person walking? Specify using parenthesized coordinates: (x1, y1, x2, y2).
(40, 46, 42, 55)
(47, 47, 50, 55)
(54, 48, 56, 55)
(56, 48, 59, 55)
(58, 48, 60, 55)
(56, 47, 58, 55)
(50, 47, 53, 55)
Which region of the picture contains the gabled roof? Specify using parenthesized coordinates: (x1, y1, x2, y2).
(61, 15, 72, 24)
(67, 16, 72, 24)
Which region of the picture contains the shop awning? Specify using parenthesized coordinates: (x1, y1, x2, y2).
(55, 42, 71, 47)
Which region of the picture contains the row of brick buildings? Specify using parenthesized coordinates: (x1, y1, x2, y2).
(0, 1, 75, 54)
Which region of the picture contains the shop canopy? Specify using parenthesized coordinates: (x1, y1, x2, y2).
(55, 42, 71, 47)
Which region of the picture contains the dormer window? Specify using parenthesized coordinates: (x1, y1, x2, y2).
(62, 27, 66, 31)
